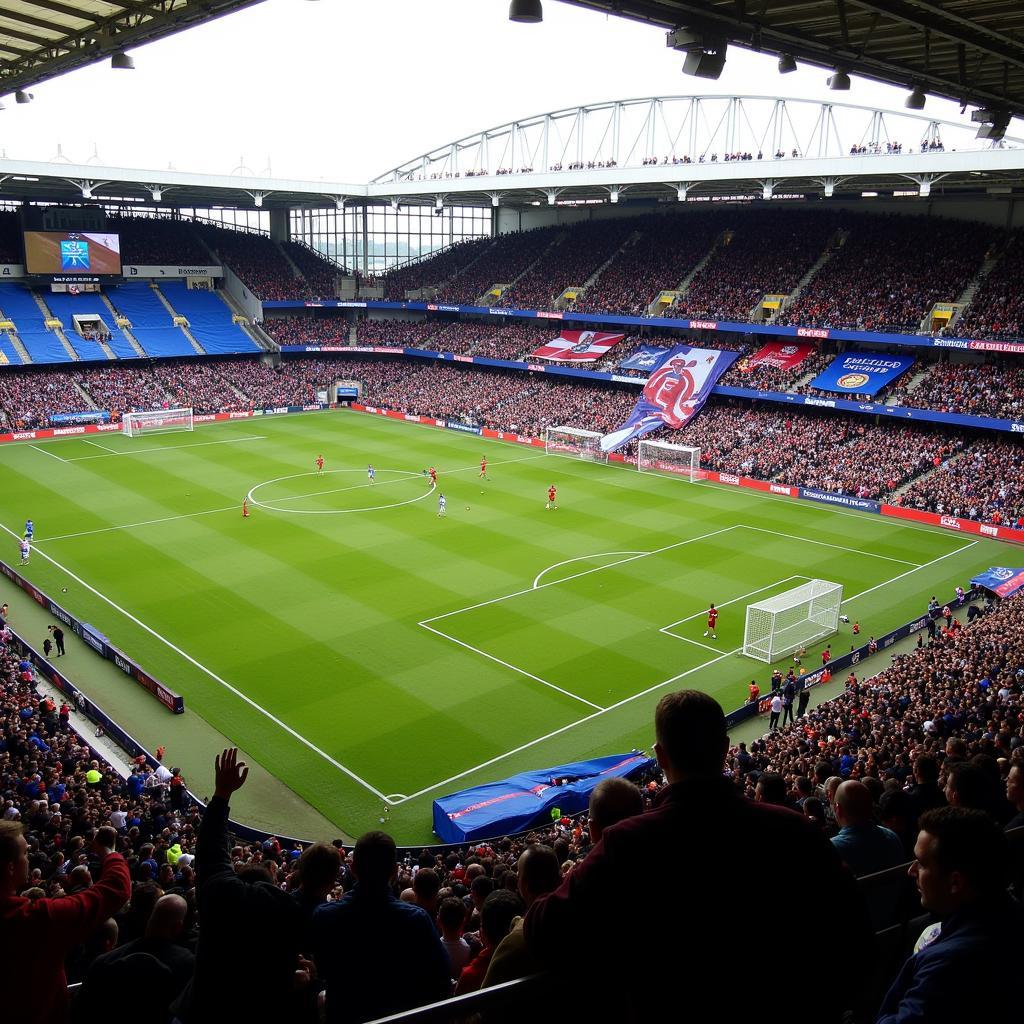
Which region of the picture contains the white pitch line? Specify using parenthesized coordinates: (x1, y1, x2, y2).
(0, 519, 390, 803)
(419, 621, 605, 712)
(659, 575, 807, 634)
(30, 444, 68, 463)
(41, 503, 243, 543)
(743, 525, 922, 567)
(63, 435, 268, 460)
(533, 552, 647, 590)
(83, 439, 119, 454)
(421, 525, 740, 625)
(396, 536, 984, 804)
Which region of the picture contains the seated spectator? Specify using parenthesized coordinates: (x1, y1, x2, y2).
(455, 889, 523, 995)
(523, 690, 872, 1023)
(312, 830, 450, 1023)
(437, 896, 473, 978)
(830, 780, 906, 877)
(877, 807, 1021, 1023)
(0, 822, 130, 1024)
(587, 777, 644, 844)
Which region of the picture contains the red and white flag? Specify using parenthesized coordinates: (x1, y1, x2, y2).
(529, 330, 624, 362)
(741, 341, 815, 372)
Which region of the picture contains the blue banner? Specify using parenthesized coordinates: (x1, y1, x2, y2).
(618, 345, 669, 371)
(444, 419, 482, 435)
(601, 345, 738, 452)
(799, 487, 881, 513)
(432, 753, 655, 844)
(810, 352, 916, 396)
(50, 410, 110, 424)
(970, 567, 1024, 598)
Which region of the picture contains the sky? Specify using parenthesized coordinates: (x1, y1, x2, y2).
(0, 0, 1004, 182)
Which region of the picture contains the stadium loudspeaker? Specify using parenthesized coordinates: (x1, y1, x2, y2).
(111, 51, 135, 70)
(777, 53, 797, 74)
(15, 90, 32, 104)
(682, 48, 726, 80)
(509, 0, 542, 23)
(828, 70, 851, 90)
(905, 86, 926, 110)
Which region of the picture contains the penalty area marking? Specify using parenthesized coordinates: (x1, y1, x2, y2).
(533, 552, 647, 589)
(247, 468, 434, 515)
(62, 435, 269, 461)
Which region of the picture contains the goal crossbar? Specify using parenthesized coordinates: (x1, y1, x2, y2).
(637, 439, 703, 482)
(545, 425, 607, 462)
(744, 579, 843, 663)
(122, 407, 194, 438)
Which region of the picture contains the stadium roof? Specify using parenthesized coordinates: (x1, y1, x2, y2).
(0, 0, 265, 97)
(560, 1, 1024, 121)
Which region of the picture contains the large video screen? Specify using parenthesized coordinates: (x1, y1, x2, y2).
(23, 231, 122, 276)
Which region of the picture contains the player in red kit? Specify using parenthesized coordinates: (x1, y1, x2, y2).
(480, 456, 487, 480)
(428, 466, 437, 488)
(546, 485, 557, 510)
(316, 454, 324, 475)
(704, 603, 718, 639)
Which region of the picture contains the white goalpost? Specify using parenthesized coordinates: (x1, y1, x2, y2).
(122, 407, 194, 438)
(544, 425, 607, 462)
(637, 439, 703, 482)
(743, 579, 843, 663)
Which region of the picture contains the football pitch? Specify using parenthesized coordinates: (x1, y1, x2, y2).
(0, 409, 1006, 842)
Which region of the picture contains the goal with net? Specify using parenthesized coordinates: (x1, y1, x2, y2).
(637, 439, 703, 482)
(122, 408, 194, 438)
(743, 579, 843, 663)
(544, 426, 607, 462)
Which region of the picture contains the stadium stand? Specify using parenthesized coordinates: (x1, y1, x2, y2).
(382, 236, 494, 300)
(159, 282, 259, 354)
(194, 223, 306, 301)
(0, 333, 24, 365)
(106, 283, 196, 358)
(0, 283, 48, 334)
(111, 215, 211, 267)
(949, 230, 1024, 341)
(262, 316, 349, 347)
(280, 240, 342, 301)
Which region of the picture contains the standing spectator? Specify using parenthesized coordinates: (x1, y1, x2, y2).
(782, 677, 796, 727)
(523, 690, 872, 1024)
(0, 822, 130, 1024)
(796, 674, 811, 718)
(769, 691, 783, 730)
(437, 897, 473, 978)
(173, 749, 307, 1023)
(905, 755, 947, 829)
(877, 807, 1021, 1023)
(455, 890, 523, 995)
(48, 625, 65, 657)
(312, 830, 451, 1023)
(830, 780, 906, 877)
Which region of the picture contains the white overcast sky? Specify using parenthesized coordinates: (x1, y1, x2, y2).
(0, 0, 1005, 181)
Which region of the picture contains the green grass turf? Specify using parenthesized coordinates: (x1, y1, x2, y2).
(0, 409, 1011, 843)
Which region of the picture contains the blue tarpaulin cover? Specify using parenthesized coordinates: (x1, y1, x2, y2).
(432, 752, 655, 844)
(970, 567, 1024, 598)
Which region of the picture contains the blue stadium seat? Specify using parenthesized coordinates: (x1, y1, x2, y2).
(106, 283, 174, 328)
(18, 331, 74, 363)
(0, 333, 23, 364)
(133, 327, 197, 357)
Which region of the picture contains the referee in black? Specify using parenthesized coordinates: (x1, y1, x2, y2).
(49, 624, 65, 657)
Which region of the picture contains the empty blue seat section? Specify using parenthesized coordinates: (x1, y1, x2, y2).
(160, 282, 234, 326)
(106, 332, 139, 359)
(68, 335, 110, 361)
(0, 284, 46, 332)
(133, 328, 195, 357)
(190, 324, 260, 354)
(19, 331, 72, 363)
(107, 283, 172, 328)
(0, 333, 23, 364)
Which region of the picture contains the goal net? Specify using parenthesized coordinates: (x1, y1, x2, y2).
(637, 439, 703, 481)
(122, 407, 194, 438)
(743, 579, 843, 663)
(544, 425, 607, 462)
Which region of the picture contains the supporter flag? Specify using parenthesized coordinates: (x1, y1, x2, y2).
(600, 344, 738, 452)
(742, 341, 814, 373)
(618, 344, 669, 372)
(970, 567, 1024, 599)
(529, 330, 625, 362)
(809, 351, 915, 396)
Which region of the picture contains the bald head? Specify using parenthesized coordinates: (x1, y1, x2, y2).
(588, 777, 644, 844)
(145, 893, 188, 941)
(834, 780, 875, 827)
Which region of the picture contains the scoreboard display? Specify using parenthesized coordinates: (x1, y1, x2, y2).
(23, 231, 122, 277)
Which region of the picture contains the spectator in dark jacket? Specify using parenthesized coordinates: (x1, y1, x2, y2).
(173, 749, 307, 1023)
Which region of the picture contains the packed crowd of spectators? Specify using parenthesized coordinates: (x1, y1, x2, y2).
(891, 359, 1024, 420)
(263, 317, 350, 347)
(194, 224, 307, 302)
(671, 210, 841, 321)
(496, 220, 637, 311)
(110, 217, 211, 267)
(280, 242, 342, 301)
(381, 237, 494, 300)
(948, 231, 1024, 341)
(895, 438, 1024, 526)
(778, 215, 997, 333)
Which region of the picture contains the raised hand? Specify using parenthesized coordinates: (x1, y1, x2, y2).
(214, 747, 249, 801)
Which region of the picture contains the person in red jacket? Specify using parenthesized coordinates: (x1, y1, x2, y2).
(0, 822, 130, 1024)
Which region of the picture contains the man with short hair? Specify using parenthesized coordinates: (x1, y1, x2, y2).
(1004, 763, 1024, 832)
(877, 807, 1022, 1022)
(524, 690, 871, 1023)
(830, 780, 906, 877)
(312, 830, 451, 1022)
(587, 777, 643, 844)
(292, 842, 342, 940)
(456, 889, 524, 994)
(905, 754, 946, 828)
(0, 821, 130, 1023)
